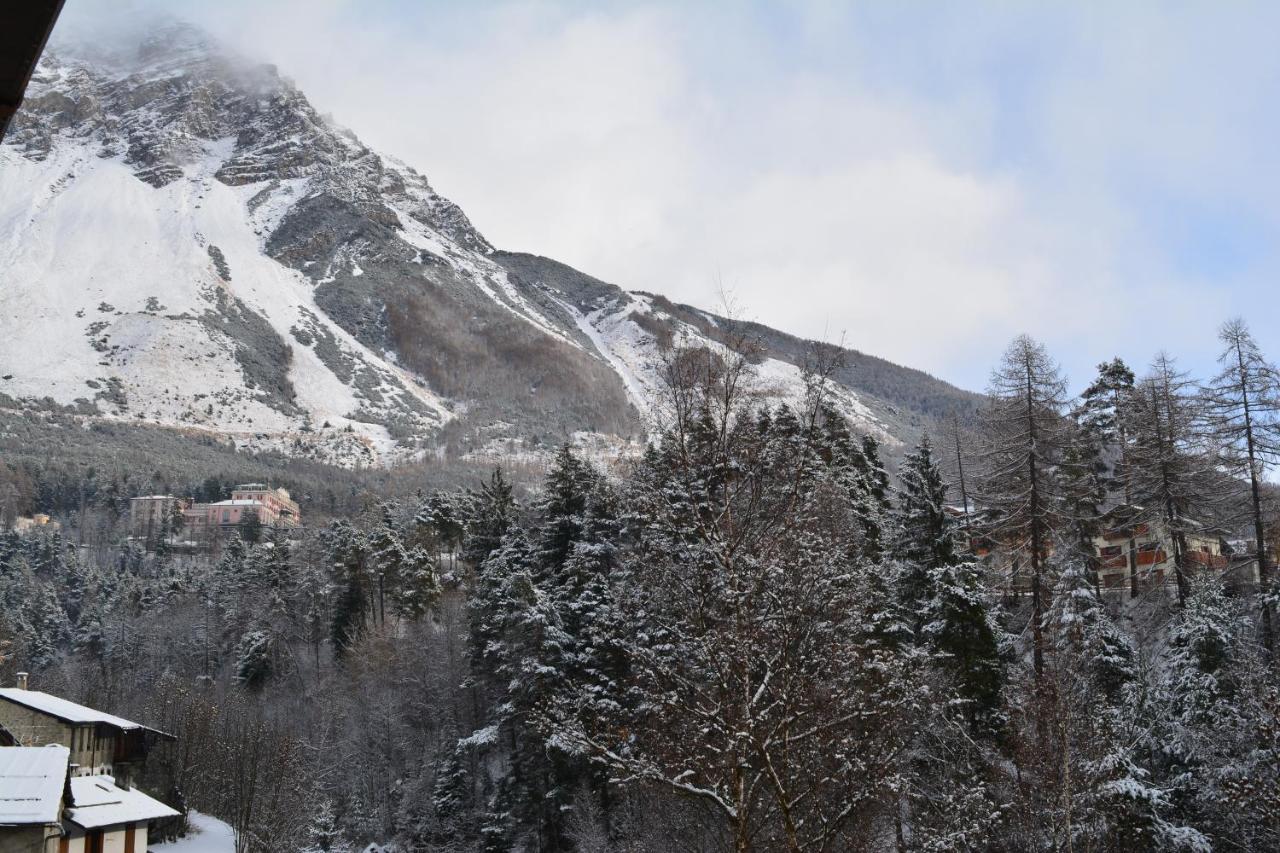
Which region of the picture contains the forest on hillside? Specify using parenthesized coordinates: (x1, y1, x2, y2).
(3, 320, 1280, 852)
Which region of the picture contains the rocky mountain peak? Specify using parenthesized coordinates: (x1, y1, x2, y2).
(0, 20, 976, 468)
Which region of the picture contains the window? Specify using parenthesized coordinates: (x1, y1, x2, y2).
(1139, 542, 1160, 552)
(1100, 545, 1122, 557)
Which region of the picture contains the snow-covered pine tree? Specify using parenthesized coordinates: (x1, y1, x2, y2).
(923, 559, 1006, 738)
(294, 556, 331, 674)
(366, 503, 406, 626)
(550, 343, 932, 851)
(462, 469, 515, 567)
(414, 490, 465, 570)
(1031, 558, 1210, 850)
(394, 545, 440, 620)
(818, 403, 892, 561)
(893, 435, 957, 614)
(21, 581, 71, 670)
(234, 628, 272, 690)
(1060, 409, 1109, 588)
(1080, 358, 1141, 589)
(537, 443, 599, 572)
(323, 520, 371, 656)
(302, 798, 352, 853)
(1148, 576, 1247, 841)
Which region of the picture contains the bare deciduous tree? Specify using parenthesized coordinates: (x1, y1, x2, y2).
(979, 334, 1069, 682)
(1202, 318, 1280, 649)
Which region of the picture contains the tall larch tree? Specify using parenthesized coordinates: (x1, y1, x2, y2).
(980, 334, 1069, 682)
(1202, 318, 1280, 650)
(1128, 354, 1209, 609)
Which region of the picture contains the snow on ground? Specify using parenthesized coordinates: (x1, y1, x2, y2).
(564, 292, 901, 447)
(393, 208, 582, 349)
(152, 811, 235, 853)
(0, 135, 449, 467)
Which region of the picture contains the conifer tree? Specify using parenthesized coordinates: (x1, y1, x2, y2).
(1059, 411, 1109, 584)
(22, 582, 70, 669)
(415, 491, 465, 569)
(1150, 577, 1246, 838)
(366, 503, 408, 626)
(924, 560, 1006, 737)
(550, 352, 932, 851)
(1128, 354, 1209, 608)
(1080, 358, 1141, 596)
(1202, 318, 1280, 649)
(980, 334, 1069, 681)
(463, 469, 515, 566)
(538, 443, 599, 571)
(1033, 559, 1210, 849)
(324, 520, 370, 656)
(893, 435, 957, 613)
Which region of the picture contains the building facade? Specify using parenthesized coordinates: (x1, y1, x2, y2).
(0, 677, 178, 853)
(181, 483, 301, 540)
(1093, 507, 1240, 591)
(228, 484, 300, 526)
(11, 513, 59, 535)
(127, 496, 186, 540)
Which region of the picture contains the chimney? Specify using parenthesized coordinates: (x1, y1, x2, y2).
(16, 672, 28, 690)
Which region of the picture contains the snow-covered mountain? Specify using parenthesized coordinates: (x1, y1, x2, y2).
(0, 23, 976, 467)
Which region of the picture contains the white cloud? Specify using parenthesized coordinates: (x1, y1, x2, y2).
(52, 0, 1280, 391)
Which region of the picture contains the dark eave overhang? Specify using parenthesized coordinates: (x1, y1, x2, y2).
(0, 0, 66, 141)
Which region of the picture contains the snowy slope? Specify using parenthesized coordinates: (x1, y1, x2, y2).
(0, 137, 449, 466)
(0, 23, 944, 467)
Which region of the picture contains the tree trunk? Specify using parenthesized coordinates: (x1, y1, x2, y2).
(1236, 341, 1274, 652)
(1026, 365, 1045, 682)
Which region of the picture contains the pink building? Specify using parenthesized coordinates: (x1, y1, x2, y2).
(228, 484, 300, 526)
(183, 484, 301, 534)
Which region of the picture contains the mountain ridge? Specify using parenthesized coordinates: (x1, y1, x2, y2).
(0, 22, 981, 468)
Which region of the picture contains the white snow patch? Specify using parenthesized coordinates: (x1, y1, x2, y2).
(152, 811, 235, 853)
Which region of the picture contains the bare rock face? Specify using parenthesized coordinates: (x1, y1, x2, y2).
(0, 21, 976, 467)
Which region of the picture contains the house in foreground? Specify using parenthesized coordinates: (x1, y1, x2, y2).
(0, 744, 69, 853)
(0, 676, 179, 853)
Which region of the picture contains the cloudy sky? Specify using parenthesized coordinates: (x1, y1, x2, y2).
(60, 1, 1280, 392)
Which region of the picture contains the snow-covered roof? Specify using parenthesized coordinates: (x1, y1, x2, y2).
(0, 745, 69, 825)
(207, 499, 264, 507)
(0, 689, 157, 734)
(68, 776, 180, 829)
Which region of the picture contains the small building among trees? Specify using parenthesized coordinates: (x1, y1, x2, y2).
(0, 676, 178, 853)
